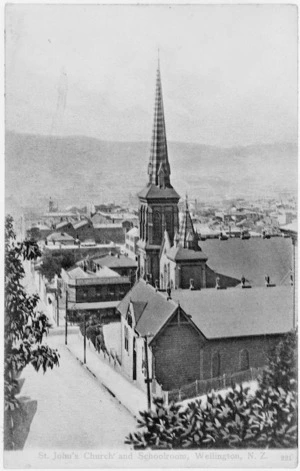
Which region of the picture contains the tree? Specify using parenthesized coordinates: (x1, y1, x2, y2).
(26, 227, 42, 242)
(39, 252, 75, 282)
(259, 329, 297, 392)
(5, 215, 60, 448)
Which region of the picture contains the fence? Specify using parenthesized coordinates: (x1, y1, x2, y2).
(166, 367, 264, 404)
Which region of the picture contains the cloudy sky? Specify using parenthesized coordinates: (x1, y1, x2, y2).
(5, 4, 297, 146)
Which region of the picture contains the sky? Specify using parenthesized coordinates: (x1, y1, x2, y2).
(5, 4, 298, 146)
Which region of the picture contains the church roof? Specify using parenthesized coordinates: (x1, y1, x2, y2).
(171, 286, 293, 339)
(118, 280, 177, 338)
(167, 245, 208, 262)
(138, 183, 180, 200)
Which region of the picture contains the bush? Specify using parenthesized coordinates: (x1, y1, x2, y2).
(126, 385, 297, 449)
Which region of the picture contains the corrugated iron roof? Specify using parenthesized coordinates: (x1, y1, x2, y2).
(171, 286, 293, 339)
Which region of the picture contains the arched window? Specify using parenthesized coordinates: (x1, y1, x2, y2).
(211, 352, 221, 378)
(153, 212, 162, 244)
(239, 349, 250, 371)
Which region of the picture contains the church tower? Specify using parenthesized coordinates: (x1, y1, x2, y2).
(137, 60, 180, 285)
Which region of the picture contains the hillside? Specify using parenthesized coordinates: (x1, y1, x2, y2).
(5, 131, 297, 214)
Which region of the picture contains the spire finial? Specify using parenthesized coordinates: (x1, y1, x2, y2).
(185, 192, 189, 209)
(158, 47, 160, 69)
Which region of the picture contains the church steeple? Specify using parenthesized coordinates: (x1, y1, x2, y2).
(148, 60, 171, 188)
(178, 195, 200, 250)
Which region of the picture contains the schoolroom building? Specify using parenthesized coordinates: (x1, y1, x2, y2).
(118, 280, 293, 392)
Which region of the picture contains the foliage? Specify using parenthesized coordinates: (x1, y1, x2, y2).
(39, 252, 75, 281)
(5, 215, 60, 413)
(26, 227, 42, 241)
(126, 385, 297, 449)
(259, 329, 297, 392)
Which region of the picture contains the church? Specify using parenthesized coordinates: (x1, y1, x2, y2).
(116, 61, 294, 395)
(137, 61, 239, 290)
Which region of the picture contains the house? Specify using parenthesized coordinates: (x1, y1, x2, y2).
(91, 254, 137, 282)
(46, 232, 76, 246)
(117, 280, 293, 391)
(73, 219, 95, 242)
(93, 223, 125, 244)
(125, 226, 139, 260)
(55, 220, 76, 238)
(61, 264, 131, 322)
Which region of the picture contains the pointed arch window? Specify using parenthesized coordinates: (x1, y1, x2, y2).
(239, 349, 250, 371)
(153, 212, 162, 244)
(211, 352, 221, 378)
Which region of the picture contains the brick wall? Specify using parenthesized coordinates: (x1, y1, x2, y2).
(152, 316, 202, 390)
(199, 335, 281, 380)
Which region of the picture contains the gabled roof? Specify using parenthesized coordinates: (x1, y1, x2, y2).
(93, 254, 138, 269)
(47, 232, 75, 241)
(118, 280, 177, 338)
(56, 220, 71, 230)
(131, 301, 148, 325)
(73, 219, 90, 230)
(171, 286, 293, 339)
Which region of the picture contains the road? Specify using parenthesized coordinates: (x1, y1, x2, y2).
(21, 331, 136, 449)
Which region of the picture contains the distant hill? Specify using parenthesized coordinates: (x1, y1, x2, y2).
(5, 131, 297, 215)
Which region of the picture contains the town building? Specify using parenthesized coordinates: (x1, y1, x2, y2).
(125, 226, 139, 260)
(117, 279, 293, 392)
(61, 264, 131, 322)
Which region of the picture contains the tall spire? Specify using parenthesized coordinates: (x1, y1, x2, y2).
(148, 58, 171, 188)
(177, 198, 200, 250)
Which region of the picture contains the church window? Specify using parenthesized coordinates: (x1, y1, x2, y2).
(239, 349, 250, 371)
(124, 326, 129, 352)
(211, 352, 221, 378)
(153, 212, 162, 244)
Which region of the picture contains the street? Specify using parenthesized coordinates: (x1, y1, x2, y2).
(20, 330, 136, 449)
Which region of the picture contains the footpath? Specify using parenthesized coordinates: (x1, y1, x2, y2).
(66, 331, 148, 418)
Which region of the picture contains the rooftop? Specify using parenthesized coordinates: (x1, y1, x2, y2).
(167, 245, 208, 262)
(47, 232, 75, 241)
(93, 254, 138, 269)
(171, 285, 293, 339)
(201, 237, 293, 287)
(118, 280, 294, 343)
(118, 280, 177, 338)
(138, 184, 180, 200)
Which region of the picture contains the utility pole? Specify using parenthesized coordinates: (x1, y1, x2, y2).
(65, 290, 68, 345)
(144, 335, 152, 410)
(84, 314, 87, 364)
(56, 292, 60, 327)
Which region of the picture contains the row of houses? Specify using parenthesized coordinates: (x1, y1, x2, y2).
(28, 217, 134, 246)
